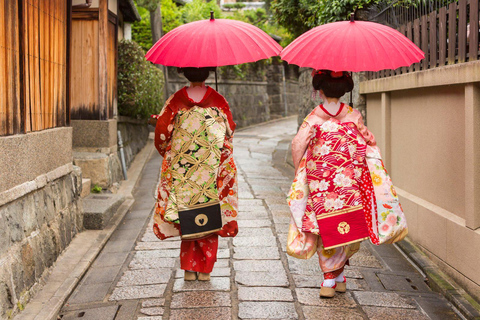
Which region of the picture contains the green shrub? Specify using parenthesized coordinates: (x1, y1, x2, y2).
(117, 40, 164, 120)
(219, 60, 268, 81)
(223, 3, 246, 10)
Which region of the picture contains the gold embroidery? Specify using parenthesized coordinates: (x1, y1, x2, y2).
(195, 214, 208, 226)
(165, 107, 227, 221)
(337, 222, 350, 234)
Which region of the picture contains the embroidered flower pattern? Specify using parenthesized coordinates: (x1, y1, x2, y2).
(371, 173, 383, 186)
(320, 120, 340, 132)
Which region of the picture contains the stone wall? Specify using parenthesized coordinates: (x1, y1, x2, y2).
(0, 167, 83, 319)
(72, 117, 150, 189)
(296, 68, 367, 128)
(165, 64, 300, 129)
(72, 119, 123, 189)
(267, 64, 301, 119)
(117, 116, 150, 168)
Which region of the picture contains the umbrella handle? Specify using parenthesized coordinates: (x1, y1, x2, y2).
(215, 68, 218, 91)
(349, 71, 353, 107)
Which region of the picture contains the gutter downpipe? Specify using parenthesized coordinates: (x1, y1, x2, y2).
(117, 131, 128, 180)
(282, 64, 288, 117)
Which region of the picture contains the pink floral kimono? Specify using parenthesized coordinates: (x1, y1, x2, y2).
(290, 103, 376, 278)
(288, 103, 408, 279)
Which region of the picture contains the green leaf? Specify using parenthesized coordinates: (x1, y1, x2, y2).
(118, 40, 165, 120)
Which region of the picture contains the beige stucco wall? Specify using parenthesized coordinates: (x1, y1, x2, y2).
(72, 0, 100, 7)
(361, 61, 480, 302)
(109, 0, 118, 14)
(365, 93, 381, 143)
(389, 86, 465, 219)
(72, 0, 117, 14)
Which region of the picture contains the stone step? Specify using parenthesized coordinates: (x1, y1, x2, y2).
(81, 178, 91, 198)
(82, 194, 125, 230)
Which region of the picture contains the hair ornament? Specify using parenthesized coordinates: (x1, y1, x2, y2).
(331, 71, 344, 78)
(311, 69, 325, 77)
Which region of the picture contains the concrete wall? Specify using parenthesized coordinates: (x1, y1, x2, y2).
(360, 60, 480, 302)
(0, 128, 83, 319)
(0, 128, 73, 193)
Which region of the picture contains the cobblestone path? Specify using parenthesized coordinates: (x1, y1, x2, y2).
(60, 117, 461, 320)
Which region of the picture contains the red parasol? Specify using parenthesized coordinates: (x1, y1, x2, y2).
(146, 12, 282, 68)
(281, 15, 424, 72)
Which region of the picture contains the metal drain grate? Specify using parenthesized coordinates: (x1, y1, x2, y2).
(59, 305, 118, 320)
(377, 273, 431, 293)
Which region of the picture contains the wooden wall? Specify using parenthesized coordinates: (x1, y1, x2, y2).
(108, 20, 117, 119)
(0, 0, 21, 136)
(0, 0, 68, 136)
(70, 8, 117, 120)
(70, 19, 100, 119)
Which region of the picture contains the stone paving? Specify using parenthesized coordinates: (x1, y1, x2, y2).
(59, 117, 462, 320)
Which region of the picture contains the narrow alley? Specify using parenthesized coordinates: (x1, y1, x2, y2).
(54, 117, 461, 320)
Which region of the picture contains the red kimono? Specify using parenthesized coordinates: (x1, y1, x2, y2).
(153, 86, 238, 273)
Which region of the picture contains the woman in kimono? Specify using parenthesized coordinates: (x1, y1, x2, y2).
(152, 67, 238, 281)
(290, 70, 376, 298)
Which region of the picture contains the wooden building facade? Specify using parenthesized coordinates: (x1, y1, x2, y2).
(0, 1, 140, 318)
(70, 0, 118, 120)
(0, 0, 69, 136)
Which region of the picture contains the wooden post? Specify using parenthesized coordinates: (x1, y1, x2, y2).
(99, 0, 108, 120)
(66, 0, 72, 126)
(400, 25, 407, 74)
(380, 92, 391, 169)
(448, 2, 456, 64)
(19, 0, 25, 133)
(469, 0, 479, 62)
(438, 6, 447, 67)
(414, 19, 421, 71)
(458, 0, 467, 63)
(407, 21, 413, 73)
(465, 83, 480, 230)
(428, 11, 437, 69)
(421, 15, 429, 70)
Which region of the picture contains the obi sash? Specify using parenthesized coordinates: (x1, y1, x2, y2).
(164, 106, 227, 226)
(304, 120, 369, 250)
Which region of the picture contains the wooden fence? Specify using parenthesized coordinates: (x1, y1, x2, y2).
(0, 0, 68, 136)
(367, 0, 480, 79)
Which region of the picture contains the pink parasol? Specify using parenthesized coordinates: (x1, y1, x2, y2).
(145, 12, 282, 68)
(281, 15, 424, 72)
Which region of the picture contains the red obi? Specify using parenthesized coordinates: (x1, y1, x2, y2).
(303, 120, 369, 249)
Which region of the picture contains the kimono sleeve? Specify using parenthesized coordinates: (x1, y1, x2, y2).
(219, 101, 236, 137)
(291, 121, 312, 172)
(154, 96, 177, 157)
(354, 110, 376, 146)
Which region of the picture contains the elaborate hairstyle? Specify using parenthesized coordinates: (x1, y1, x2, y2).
(177, 67, 213, 83)
(311, 69, 354, 99)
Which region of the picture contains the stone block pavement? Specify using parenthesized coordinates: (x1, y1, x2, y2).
(58, 117, 463, 320)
